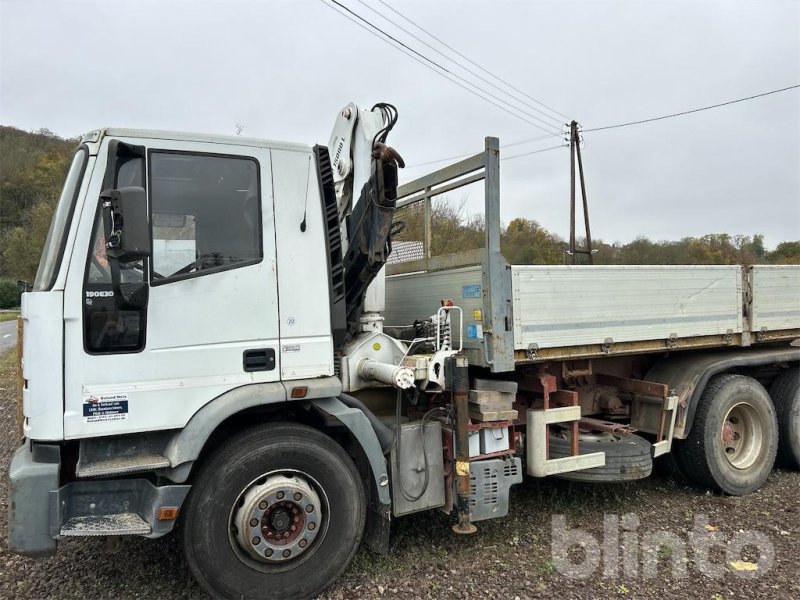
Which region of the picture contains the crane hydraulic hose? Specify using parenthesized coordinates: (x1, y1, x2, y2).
(338, 393, 394, 454)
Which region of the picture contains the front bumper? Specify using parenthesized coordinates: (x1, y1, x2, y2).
(8, 443, 60, 557)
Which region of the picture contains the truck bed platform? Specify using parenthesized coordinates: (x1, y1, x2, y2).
(385, 260, 800, 370)
(385, 137, 800, 372)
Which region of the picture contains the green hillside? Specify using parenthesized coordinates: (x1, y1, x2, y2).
(0, 126, 77, 283)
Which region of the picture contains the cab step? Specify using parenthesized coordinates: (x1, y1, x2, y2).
(76, 453, 170, 478)
(76, 433, 173, 478)
(60, 513, 151, 537)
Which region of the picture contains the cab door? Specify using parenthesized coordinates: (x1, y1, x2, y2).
(63, 136, 280, 439)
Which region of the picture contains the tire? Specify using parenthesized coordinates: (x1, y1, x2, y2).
(654, 451, 690, 483)
(548, 431, 653, 482)
(674, 374, 777, 495)
(770, 368, 800, 470)
(181, 423, 366, 600)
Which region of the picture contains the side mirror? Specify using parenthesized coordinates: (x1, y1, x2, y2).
(119, 281, 149, 310)
(102, 186, 151, 262)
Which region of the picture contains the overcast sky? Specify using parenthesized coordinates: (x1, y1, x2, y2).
(1, 0, 798, 247)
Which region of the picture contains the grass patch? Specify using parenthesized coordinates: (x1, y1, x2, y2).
(0, 348, 18, 373)
(0, 312, 19, 323)
(0, 349, 20, 439)
(536, 559, 556, 577)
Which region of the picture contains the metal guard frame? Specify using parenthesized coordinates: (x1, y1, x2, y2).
(388, 138, 515, 372)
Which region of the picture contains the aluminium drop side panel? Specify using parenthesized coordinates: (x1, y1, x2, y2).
(384, 266, 487, 366)
(750, 265, 800, 333)
(511, 265, 743, 350)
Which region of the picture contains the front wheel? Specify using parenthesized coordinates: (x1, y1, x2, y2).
(181, 422, 366, 600)
(674, 374, 778, 495)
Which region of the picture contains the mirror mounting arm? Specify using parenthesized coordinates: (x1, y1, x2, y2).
(100, 186, 151, 311)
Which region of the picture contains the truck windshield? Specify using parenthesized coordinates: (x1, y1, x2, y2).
(33, 147, 88, 291)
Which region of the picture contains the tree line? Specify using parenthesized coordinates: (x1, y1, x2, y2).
(394, 199, 800, 266)
(0, 125, 798, 288)
(1, 126, 78, 284)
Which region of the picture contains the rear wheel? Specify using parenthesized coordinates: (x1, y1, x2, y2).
(770, 368, 800, 470)
(674, 374, 777, 495)
(654, 449, 691, 483)
(181, 423, 366, 600)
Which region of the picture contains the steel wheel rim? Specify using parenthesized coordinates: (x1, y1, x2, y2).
(228, 469, 330, 571)
(721, 402, 763, 470)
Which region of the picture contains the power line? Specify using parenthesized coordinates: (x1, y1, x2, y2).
(319, 0, 538, 130)
(375, 0, 571, 123)
(582, 84, 800, 133)
(320, 0, 561, 135)
(503, 132, 567, 148)
(404, 131, 565, 170)
(403, 151, 474, 170)
(319, 0, 553, 134)
(356, 0, 565, 131)
(502, 143, 568, 161)
(400, 143, 566, 185)
(407, 84, 799, 169)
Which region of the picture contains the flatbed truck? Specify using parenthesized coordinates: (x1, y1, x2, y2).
(7, 102, 800, 599)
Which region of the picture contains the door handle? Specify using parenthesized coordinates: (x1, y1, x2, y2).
(243, 348, 276, 372)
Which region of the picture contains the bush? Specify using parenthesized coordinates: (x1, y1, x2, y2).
(0, 278, 21, 309)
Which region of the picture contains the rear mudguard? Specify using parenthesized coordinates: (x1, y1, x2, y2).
(646, 345, 800, 438)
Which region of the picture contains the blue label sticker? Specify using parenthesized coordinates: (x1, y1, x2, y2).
(83, 393, 129, 423)
(466, 324, 478, 339)
(462, 284, 481, 298)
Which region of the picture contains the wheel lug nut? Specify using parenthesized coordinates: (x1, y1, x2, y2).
(276, 491, 285, 500)
(308, 522, 316, 530)
(252, 536, 261, 545)
(259, 500, 268, 510)
(249, 518, 258, 527)
(294, 516, 300, 523)
(282, 549, 291, 558)
(294, 492, 302, 501)
(291, 525, 296, 531)
(264, 548, 273, 557)
(305, 504, 314, 513)
(299, 539, 307, 548)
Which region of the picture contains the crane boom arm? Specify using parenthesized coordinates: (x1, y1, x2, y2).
(327, 102, 404, 340)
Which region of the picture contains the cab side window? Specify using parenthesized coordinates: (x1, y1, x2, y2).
(83, 156, 146, 353)
(82, 148, 262, 355)
(149, 152, 261, 284)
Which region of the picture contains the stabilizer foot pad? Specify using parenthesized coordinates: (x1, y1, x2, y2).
(452, 522, 478, 535)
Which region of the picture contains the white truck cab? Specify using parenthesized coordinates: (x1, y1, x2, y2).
(11, 106, 422, 599)
(26, 129, 335, 442)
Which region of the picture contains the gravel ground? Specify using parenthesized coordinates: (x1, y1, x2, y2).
(0, 349, 797, 599)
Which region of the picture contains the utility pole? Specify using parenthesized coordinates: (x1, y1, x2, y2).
(568, 120, 594, 265)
